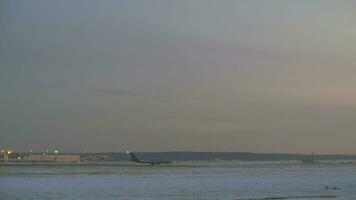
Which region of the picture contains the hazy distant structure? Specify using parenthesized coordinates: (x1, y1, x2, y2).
(0, 150, 13, 161)
(0, 152, 7, 161)
(302, 152, 318, 164)
(28, 154, 80, 163)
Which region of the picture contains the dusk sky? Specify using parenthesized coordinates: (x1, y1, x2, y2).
(1, 1, 356, 153)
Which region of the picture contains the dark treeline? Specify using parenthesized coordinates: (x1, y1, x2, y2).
(80, 152, 356, 161)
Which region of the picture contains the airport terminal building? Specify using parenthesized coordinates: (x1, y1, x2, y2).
(28, 154, 80, 163)
(0, 151, 80, 163)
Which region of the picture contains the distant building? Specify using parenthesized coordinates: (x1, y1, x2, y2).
(0, 153, 7, 161)
(28, 154, 80, 163)
(0, 151, 11, 161)
(56, 155, 80, 162)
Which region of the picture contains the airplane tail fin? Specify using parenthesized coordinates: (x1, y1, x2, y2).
(126, 151, 141, 162)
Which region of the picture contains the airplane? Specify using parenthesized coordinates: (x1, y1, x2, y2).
(126, 151, 172, 165)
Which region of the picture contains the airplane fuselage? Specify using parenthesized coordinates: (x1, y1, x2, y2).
(126, 151, 172, 165)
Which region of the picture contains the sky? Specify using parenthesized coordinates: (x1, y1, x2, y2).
(1, 0, 356, 154)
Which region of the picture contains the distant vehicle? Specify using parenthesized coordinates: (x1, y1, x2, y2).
(126, 151, 172, 165)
